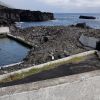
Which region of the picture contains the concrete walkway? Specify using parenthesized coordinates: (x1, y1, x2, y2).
(0, 27, 10, 34)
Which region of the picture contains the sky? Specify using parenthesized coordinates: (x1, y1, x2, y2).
(2, 0, 100, 13)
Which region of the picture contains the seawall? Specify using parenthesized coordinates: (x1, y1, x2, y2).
(0, 50, 96, 81)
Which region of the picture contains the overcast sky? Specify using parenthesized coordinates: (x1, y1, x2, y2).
(2, 0, 100, 13)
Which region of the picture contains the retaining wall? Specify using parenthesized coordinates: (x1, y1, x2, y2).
(7, 34, 33, 48)
(0, 50, 99, 100)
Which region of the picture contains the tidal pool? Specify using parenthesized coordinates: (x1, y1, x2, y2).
(0, 38, 30, 66)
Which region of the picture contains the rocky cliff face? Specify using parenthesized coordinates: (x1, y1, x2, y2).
(0, 8, 54, 26)
(20, 10, 54, 22)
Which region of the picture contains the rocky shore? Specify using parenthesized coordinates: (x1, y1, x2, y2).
(0, 25, 99, 74)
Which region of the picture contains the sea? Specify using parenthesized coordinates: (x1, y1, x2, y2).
(16, 13, 100, 29)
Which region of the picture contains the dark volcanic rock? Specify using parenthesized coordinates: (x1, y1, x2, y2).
(96, 41, 100, 51)
(0, 8, 54, 26)
(20, 10, 54, 22)
(43, 36, 49, 42)
(75, 23, 90, 28)
(79, 15, 96, 19)
(0, 18, 8, 26)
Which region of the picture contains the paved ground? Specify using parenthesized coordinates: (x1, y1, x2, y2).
(1, 73, 100, 100)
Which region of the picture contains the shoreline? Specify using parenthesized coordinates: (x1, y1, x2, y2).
(0, 25, 100, 74)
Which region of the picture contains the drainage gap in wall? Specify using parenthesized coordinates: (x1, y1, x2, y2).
(0, 37, 30, 67)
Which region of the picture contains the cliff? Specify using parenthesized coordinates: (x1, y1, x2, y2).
(0, 8, 54, 26)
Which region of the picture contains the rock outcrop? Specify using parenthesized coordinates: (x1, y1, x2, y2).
(76, 23, 86, 28)
(0, 8, 54, 26)
(75, 23, 90, 28)
(70, 23, 90, 29)
(79, 15, 96, 19)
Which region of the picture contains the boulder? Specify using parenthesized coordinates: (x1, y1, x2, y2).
(75, 23, 90, 28)
(43, 36, 49, 42)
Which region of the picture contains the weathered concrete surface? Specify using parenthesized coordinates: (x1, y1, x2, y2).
(79, 34, 99, 48)
(7, 34, 33, 48)
(0, 70, 100, 100)
(0, 27, 9, 33)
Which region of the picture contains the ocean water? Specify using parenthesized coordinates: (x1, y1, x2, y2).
(16, 13, 100, 29)
(0, 38, 30, 66)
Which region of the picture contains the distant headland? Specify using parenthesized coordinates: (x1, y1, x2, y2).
(0, 2, 54, 26)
